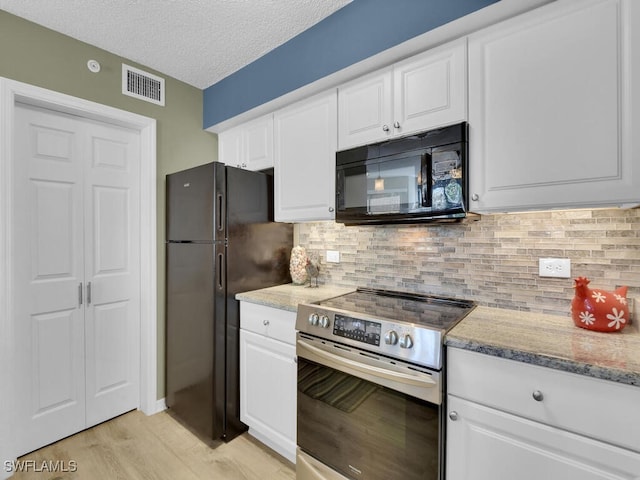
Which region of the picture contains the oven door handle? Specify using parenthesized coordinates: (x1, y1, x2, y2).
(297, 339, 436, 388)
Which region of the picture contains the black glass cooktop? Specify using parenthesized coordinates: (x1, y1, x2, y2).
(317, 288, 475, 331)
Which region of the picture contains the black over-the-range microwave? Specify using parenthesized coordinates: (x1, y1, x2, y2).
(336, 122, 470, 225)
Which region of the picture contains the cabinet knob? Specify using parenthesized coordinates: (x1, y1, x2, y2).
(471, 193, 479, 202)
(449, 411, 459, 421)
(532, 390, 544, 402)
(328, 206, 335, 213)
(382, 125, 390, 132)
(241, 163, 247, 168)
(263, 319, 270, 326)
(393, 121, 401, 129)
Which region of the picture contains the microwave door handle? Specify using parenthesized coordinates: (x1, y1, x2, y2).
(297, 339, 436, 388)
(421, 152, 432, 207)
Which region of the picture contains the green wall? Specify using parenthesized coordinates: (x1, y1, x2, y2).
(0, 10, 217, 399)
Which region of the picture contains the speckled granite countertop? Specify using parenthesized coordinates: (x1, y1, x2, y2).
(236, 283, 356, 312)
(237, 285, 640, 387)
(446, 306, 640, 387)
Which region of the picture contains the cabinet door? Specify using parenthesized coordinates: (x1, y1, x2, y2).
(468, 0, 639, 212)
(244, 114, 274, 171)
(337, 69, 393, 149)
(219, 115, 274, 171)
(240, 329, 296, 463)
(447, 395, 640, 480)
(393, 38, 467, 137)
(274, 90, 337, 222)
(218, 126, 243, 167)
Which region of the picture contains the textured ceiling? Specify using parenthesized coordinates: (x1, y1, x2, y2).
(0, 0, 352, 89)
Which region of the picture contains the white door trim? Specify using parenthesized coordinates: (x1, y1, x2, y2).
(0, 78, 158, 475)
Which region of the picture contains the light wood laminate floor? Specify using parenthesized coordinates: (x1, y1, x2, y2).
(10, 410, 295, 480)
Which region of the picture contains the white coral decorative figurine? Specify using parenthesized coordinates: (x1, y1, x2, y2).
(289, 246, 308, 285)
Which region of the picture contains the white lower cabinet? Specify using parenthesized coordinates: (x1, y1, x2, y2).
(239, 302, 297, 463)
(447, 396, 640, 480)
(446, 348, 640, 480)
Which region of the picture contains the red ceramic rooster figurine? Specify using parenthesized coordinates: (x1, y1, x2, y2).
(571, 277, 629, 332)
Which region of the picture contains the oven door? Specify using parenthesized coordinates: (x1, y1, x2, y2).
(296, 334, 443, 480)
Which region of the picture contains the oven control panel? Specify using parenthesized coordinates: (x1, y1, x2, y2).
(333, 314, 381, 346)
(296, 303, 444, 369)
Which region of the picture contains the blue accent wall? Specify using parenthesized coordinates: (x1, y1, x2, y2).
(203, 0, 498, 129)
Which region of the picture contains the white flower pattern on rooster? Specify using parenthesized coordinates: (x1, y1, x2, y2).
(606, 308, 626, 330)
(579, 311, 595, 326)
(591, 291, 606, 303)
(614, 294, 627, 305)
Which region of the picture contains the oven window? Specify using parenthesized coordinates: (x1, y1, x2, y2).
(297, 357, 441, 480)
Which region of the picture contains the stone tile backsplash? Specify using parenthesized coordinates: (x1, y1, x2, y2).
(296, 208, 640, 316)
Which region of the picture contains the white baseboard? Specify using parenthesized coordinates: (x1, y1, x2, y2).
(154, 398, 167, 414)
(141, 397, 166, 416)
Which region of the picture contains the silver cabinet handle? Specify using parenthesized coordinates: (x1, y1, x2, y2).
(328, 206, 335, 213)
(241, 163, 247, 168)
(263, 319, 270, 326)
(471, 193, 479, 201)
(87, 282, 92, 305)
(78, 282, 83, 306)
(382, 125, 390, 132)
(449, 411, 459, 421)
(532, 390, 544, 402)
(393, 121, 401, 129)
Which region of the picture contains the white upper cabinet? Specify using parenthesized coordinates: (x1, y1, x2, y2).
(219, 114, 274, 171)
(274, 90, 337, 222)
(468, 0, 640, 213)
(338, 38, 467, 150)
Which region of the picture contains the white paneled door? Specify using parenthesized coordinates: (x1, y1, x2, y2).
(12, 103, 140, 456)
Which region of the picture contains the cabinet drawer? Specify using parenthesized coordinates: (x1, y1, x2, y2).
(240, 302, 296, 345)
(447, 348, 640, 452)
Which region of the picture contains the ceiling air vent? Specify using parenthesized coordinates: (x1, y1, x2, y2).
(122, 64, 165, 106)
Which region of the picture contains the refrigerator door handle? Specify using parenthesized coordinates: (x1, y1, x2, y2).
(216, 193, 225, 233)
(216, 252, 225, 291)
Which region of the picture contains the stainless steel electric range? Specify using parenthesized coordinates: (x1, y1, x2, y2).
(295, 288, 475, 480)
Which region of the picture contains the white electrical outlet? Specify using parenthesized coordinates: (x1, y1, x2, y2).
(538, 258, 571, 278)
(326, 250, 340, 263)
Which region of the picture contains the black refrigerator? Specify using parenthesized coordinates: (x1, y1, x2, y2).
(165, 162, 292, 442)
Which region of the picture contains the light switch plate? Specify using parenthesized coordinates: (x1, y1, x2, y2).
(326, 250, 340, 263)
